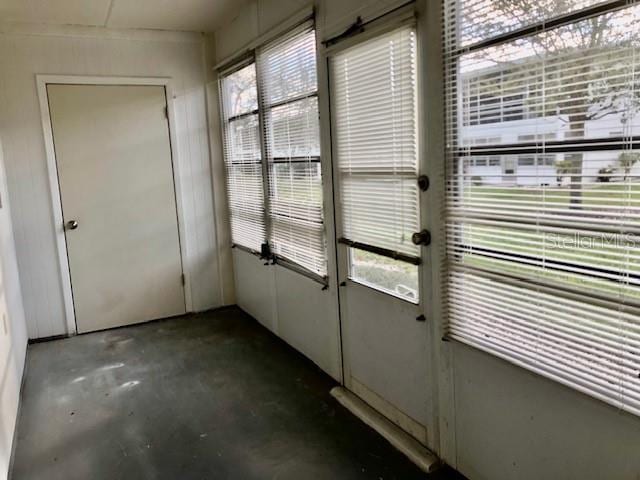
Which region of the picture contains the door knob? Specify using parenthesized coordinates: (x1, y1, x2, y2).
(412, 229, 431, 246)
(417, 175, 430, 191)
(66, 220, 79, 230)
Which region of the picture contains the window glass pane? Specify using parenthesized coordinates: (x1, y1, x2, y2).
(261, 27, 317, 105)
(226, 163, 265, 251)
(220, 62, 265, 252)
(268, 162, 322, 223)
(517, 156, 534, 166)
(332, 25, 420, 259)
(221, 63, 258, 117)
(271, 217, 325, 275)
(268, 161, 324, 275)
(333, 30, 418, 175)
(458, 150, 640, 231)
(342, 176, 419, 256)
(227, 115, 261, 163)
(458, 0, 610, 47)
(260, 22, 326, 276)
(453, 222, 640, 298)
(226, 163, 264, 209)
(349, 248, 419, 303)
(459, 7, 640, 146)
(269, 97, 320, 158)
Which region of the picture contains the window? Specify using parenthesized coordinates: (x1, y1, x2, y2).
(517, 156, 534, 167)
(462, 70, 527, 125)
(539, 155, 555, 167)
(258, 22, 326, 276)
(220, 62, 265, 252)
(518, 133, 556, 143)
(331, 25, 420, 302)
(445, 1, 640, 415)
(219, 20, 327, 278)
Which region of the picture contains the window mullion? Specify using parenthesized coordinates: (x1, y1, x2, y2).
(254, 48, 274, 257)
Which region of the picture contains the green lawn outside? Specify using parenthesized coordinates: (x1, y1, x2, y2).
(467, 182, 640, 207)
(459, 183, 640, 299)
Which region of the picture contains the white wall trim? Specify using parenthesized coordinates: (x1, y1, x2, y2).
(0, 22, 203, 43)
(36, 74, 193, 335)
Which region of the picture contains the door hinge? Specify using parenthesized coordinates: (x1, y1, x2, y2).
(181, 273, 185, 286)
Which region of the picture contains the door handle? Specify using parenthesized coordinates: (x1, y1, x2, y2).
(411, 229, 431, 246)
(66, 220, 79, 230)
(417, 175, 429, 191)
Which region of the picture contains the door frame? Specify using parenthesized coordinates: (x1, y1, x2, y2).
(36, 75, 192, 335)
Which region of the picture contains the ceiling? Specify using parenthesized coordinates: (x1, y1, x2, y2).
(0, 0, 250, 33)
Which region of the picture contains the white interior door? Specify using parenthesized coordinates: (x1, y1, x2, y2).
(329, 23, 432, 443)
(47, 84, 186, 333)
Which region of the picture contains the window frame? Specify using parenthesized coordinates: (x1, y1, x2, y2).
(257, 23, 327, 279)
(218, 57, 267, 255)
(218, 19, 328, 285)
(444, 0, 640, 416)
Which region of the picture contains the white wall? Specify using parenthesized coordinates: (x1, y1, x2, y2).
(203, 34, 235, 307)
(0, 24, 224, 339)
(0, 139, 28, 479)
(232, 250, 341, 380)
(213, 0, 409, 62)
(452, 343, 640, 480)
(210, 2, 640, 479)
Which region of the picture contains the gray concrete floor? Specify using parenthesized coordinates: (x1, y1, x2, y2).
(11, 307, 464, 479)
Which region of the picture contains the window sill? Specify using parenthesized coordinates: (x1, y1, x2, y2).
(274, 255, 329, 288)
(346, 277, 419, 305)
(232, 245, 329, 288)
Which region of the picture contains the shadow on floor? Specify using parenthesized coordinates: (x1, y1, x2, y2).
(11, 307, 465, 480)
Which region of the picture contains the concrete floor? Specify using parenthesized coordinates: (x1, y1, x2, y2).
(11, 307, 463, 479)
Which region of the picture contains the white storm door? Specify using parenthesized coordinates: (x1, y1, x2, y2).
(329, 24, 432, 443)
(47, 84, 186, 333)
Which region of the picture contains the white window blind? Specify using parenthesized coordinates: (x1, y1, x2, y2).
(444, 0, 640, 415)
(220, 62, 266, 252)
(258, 21, 327, 276)
(332, 24, 420, 260)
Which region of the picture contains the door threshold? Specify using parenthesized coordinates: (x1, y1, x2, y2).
(330, 386, 440, 473)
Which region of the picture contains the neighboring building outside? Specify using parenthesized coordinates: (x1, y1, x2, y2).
(459, 60, 640, 188)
